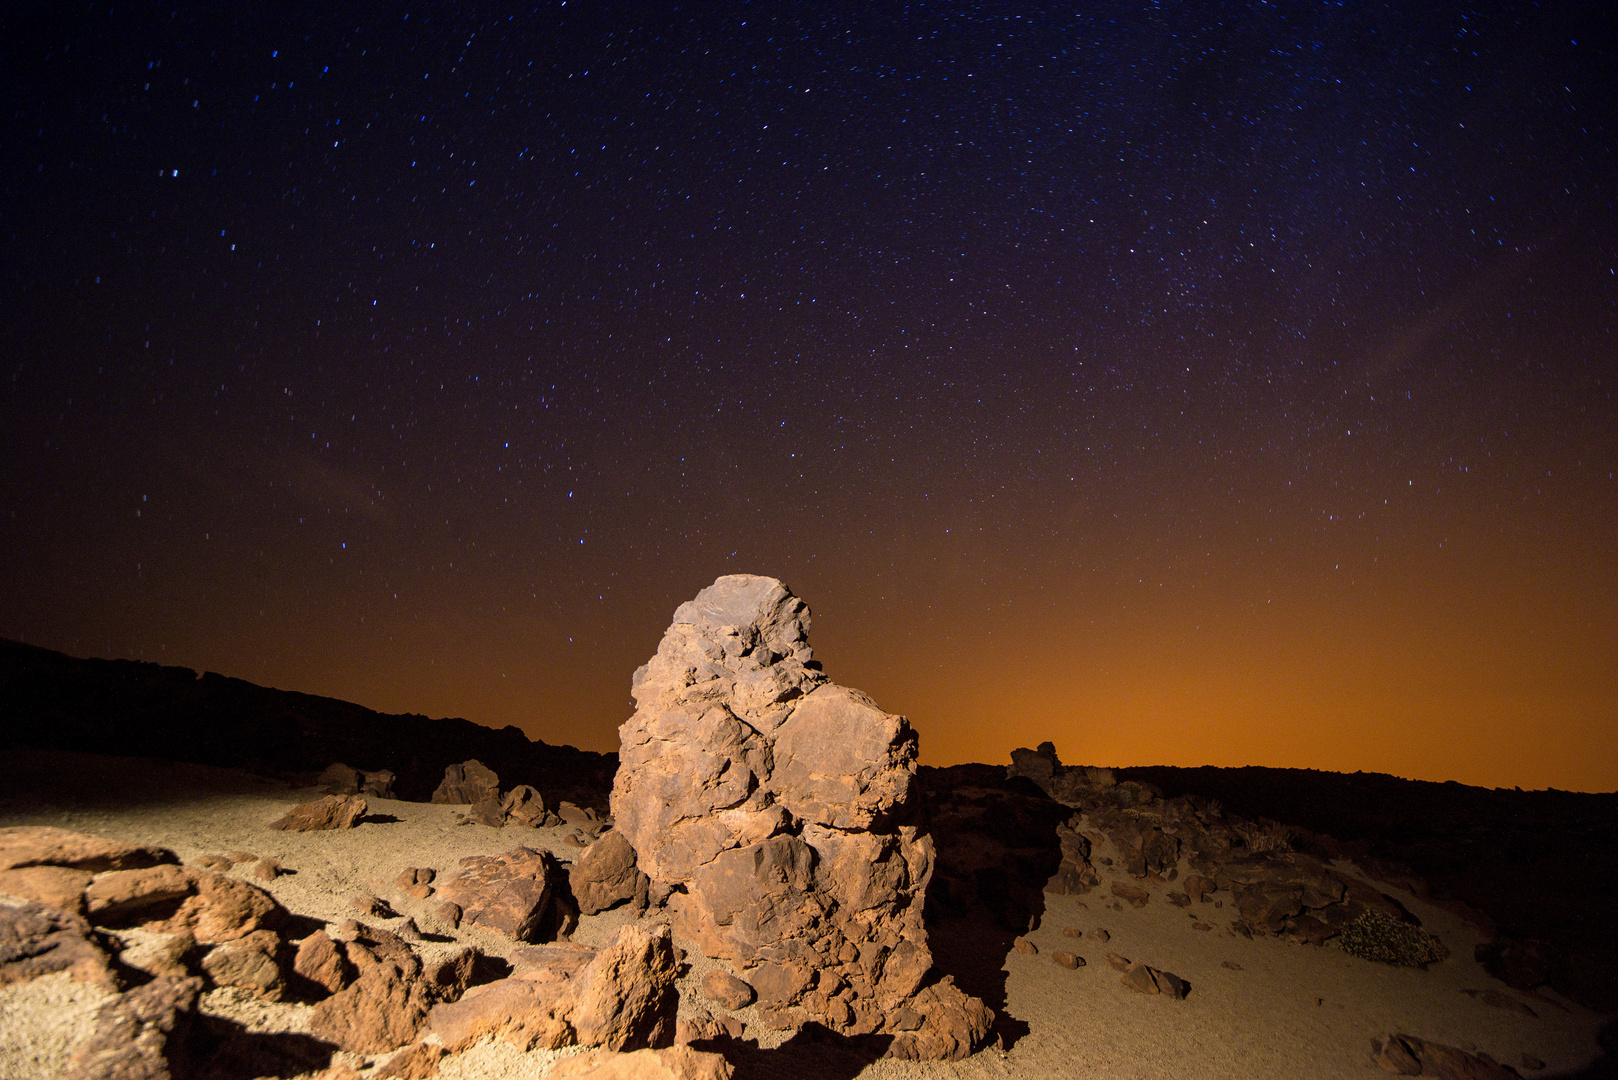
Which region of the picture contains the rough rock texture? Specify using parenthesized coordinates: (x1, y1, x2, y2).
(610, 575, 988, 1057)
(699, 969, 755, 1010)
(0, 899, 116, 987)
(501, 785, 561, 828)
(376, 1042, 446, 1079)
(1120, 960, 1190, 998)
(270, 794, 368, 832)
(548, 1046, 734, 1080)
(435, 847, 569, 943)
(1371, 1033, 1523, 1079)
(431, 760, 500, 805)
(293, 930, 352, 994)
(85, 865, 193, 924)
(427, 925, 678, 1053)
(0, 826, 177, 875)
(201, 928, 286, 998)
(0, 865, 96, 913)
(309, 924, 434, 1053)
(571, 831, 647, 915)
(65, 975, 202, 1080)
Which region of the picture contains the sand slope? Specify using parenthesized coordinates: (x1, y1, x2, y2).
(1, 749, 1609, 1079)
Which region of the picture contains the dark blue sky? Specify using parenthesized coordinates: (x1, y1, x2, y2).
(4, 2, 1615, 788)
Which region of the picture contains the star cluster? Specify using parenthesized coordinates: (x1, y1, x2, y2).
(3, 1, 1614, 789)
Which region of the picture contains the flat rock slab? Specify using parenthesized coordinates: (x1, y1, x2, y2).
(0, 827, 176, 873)
(270, 795, 368, 831)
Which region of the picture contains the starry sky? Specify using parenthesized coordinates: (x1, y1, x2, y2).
(4, 2, 1615, 791)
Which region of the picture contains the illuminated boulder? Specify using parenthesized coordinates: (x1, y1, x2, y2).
(610, 574, 991, 1058)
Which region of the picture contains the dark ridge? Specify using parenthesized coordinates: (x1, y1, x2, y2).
(1119, 764, 1618, 1012)
(0, 638, 617, 810)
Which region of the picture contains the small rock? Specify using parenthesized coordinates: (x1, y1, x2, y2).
(1110, 881, 1150, 908)
(377, 1042, 446, 1079)
(1052, 951, 1083, 969)
(252, 858, 283, 881)
(1120, 961, 1189, 999)
(351, 894, 396, 919)
(404, 884, 434, 900)
(1222, 960, 1243, 970)
(118, 930, 196, 980)
(1191, 922, 1212, 931)
(192, 854, 233, 872)
(1522, 1053, 1546, 1071)
(1461, 987, 1538, 1017)
(0, 900, 115, 988)
(65, 975, 202, 1080)
(396, 868, 436, 888)
(202, 929, 286, 999)
(571, 830, 645, 915)
(271, 795, 367, 832)
(700, 969, 756, 1010)
(431, 760, 500, 805)
(422, 946, 480, 1003)
(1104, 951, 1130, 972)
(435, 902, 462, 930)
(293, 930, 352, 995)
(396, 917, 423, 941)
(1062, 926, 1083, 938)
(1012, 936, 1038, 955)
(1088, 928, 1110, 944)
(501, 785, 551, 828)
(1313, 995, 1325, 1006)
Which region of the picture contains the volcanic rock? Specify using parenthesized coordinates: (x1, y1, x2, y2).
(1120, 961, 1190, 999)
(501, 784, 559, 827)
(0, 826, 176, 874)
(65, 974, 202, 1080)
(309, 926, 431, 1054)
(293, 930, 352, 995)
(0, 865, 95, 914)
(201, 928, 286, 998)
(271, 794, 368, 831)
(1475, 936, 1553, 991)
(427, 924, 678, 1053)
(85, 865, 193, 925)
(376, 1042, 446, 1079)
(163, 869, 284, 944)
(611, 575, 984, 1054)
(700, 969, 755, 1009)
(431, 760, 500, 805)
(1111, 880, 1151, 908)
(0, 899, 115, 988)
(571, 830, 646, 915)
(435, 846, 568, 943)
(318, 762, 398, 799)
(1371, 1033, 1522, 1079)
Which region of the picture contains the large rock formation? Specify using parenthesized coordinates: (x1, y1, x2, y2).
(611, 575, 990, 1057)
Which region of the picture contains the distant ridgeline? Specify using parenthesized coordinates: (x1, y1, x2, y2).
(0, 639, 618, 809)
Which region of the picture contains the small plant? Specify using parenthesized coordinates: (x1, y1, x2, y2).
(1336, 909, 1450, 968)
(1234, 818, 1296, 853)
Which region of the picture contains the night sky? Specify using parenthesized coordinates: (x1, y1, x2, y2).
(4, 2, 1615, 792)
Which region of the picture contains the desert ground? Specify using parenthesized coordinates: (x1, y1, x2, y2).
(2, 747, 1609, 1080)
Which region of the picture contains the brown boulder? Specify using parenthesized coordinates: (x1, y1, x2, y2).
(428, 925, 678, 1053)
(376, 1042, 446, 1079)
(0, 827, 175, 874)
(431, 760, 500, 805)
(501, 785, 557, 827)
(85, 865, 193, 925)
(571, 830, 645, 915)
(0, 900, 115, 988)
(611, 576, 977, 1054)
(164, 869, 284, 944)
(700, 969, 755, 1009)
(65, 975, 202, 1080)
(1110, 880, 1150, 908)
(293, 930, 352, 994)
(886, 976, 995, 1061)
(1120, 961, 1190, 999)
(309, 944, 431, 1054)
(1372, 1033, 1522, 1079)
(201, 928, 286, 999)
(271, 795, 368, 831)
(436, 846, 566, 943)
(548, 1047, 734, 1080)
(0, 865, 95, 914)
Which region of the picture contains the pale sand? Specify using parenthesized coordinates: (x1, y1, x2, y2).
(1, 749, 1608, 1079)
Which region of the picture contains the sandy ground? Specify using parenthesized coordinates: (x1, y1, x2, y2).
(1, 748, 1609, 1079)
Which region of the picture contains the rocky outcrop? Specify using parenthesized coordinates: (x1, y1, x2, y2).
(570, 831, 647, 915)
(65, 975, 203, 1080)
(271, 794, 368, 831)
(609, 575, 990, 1057)
(431, 760, 500, 805)
(1371, 1033, 1523, 1078)
(0, 900, 116, 988)
(427, 924, 678, 1053)
(435, 847, 572, 943)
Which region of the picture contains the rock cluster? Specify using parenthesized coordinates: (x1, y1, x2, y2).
(430, 759, 573, 830)
(1371, 1033, 1524, 1078)
(1007, 743, 1428, 954)
(610, 575, 990, 1058)
(426, 924, 679, 1054)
